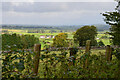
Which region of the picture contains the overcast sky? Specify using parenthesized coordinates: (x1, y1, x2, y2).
(2, 1, 117, 25)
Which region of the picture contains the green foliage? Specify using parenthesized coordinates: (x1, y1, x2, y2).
(70, 47, 78, 54)
(102, 1, 120, 46)
(98, 40, 105, 47)
(2, 49, 34, 78)
(38, 50, 119, 78)
(52, 33, 69, 47)
(113, 48, 120, 60)
(2, 33, 39, 50)
(110, 25, 120, 45)
(73, 26, 97, 46)
(2, 47, 120, 78)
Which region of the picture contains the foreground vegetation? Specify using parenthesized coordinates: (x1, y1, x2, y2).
(2, 45, 120, 78)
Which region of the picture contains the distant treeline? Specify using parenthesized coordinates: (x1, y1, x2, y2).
(2, 24, 110, 31)
(2, 25, 55, 29)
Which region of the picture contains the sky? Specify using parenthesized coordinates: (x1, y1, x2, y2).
(1, 0, 115, 2)
(1, 0, 118, 25)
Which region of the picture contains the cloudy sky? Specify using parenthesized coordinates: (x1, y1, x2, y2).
(2, 0, 117, 25)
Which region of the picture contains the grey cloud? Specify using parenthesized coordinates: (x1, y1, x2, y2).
(2, 2, 116, 13)
(2, 2, 117, 25)
(2, 2, 69, 13)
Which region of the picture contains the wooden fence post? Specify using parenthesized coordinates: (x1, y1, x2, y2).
(84, 40, 91, 68)
(33, 44, 41, 75)
(106, 45, 112, 62)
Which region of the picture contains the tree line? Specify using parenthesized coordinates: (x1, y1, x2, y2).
(2, 33, 39, 50)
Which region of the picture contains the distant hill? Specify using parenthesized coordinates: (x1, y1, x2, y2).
(93, 24, 110, 31)
(2, 24, 110, 31)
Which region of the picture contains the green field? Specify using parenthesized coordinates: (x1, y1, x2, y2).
(96, 33, 110, 45)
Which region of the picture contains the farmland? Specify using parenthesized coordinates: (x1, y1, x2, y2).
(2, 27, 110, 49)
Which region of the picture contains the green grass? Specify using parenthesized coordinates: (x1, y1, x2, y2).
(96, 33, 110, 45)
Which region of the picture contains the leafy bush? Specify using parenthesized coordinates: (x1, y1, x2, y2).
(38, 50, 119, 78)
(52, 33, 68, 47)
(2, 33, 39, 50)
(2, 49, 34, 78)
(113, 48, 120, 60)
(2, 47, 120, 78)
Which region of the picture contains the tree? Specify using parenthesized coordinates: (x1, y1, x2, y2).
(102, 1, 120, 46)
(73, 26, 97, 46)
(52, 33, 68, 47)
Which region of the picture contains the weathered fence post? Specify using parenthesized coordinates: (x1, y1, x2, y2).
(33, 44, 41, 75)
(106, 45, 112, 62)
(84, 40, 91, 68)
